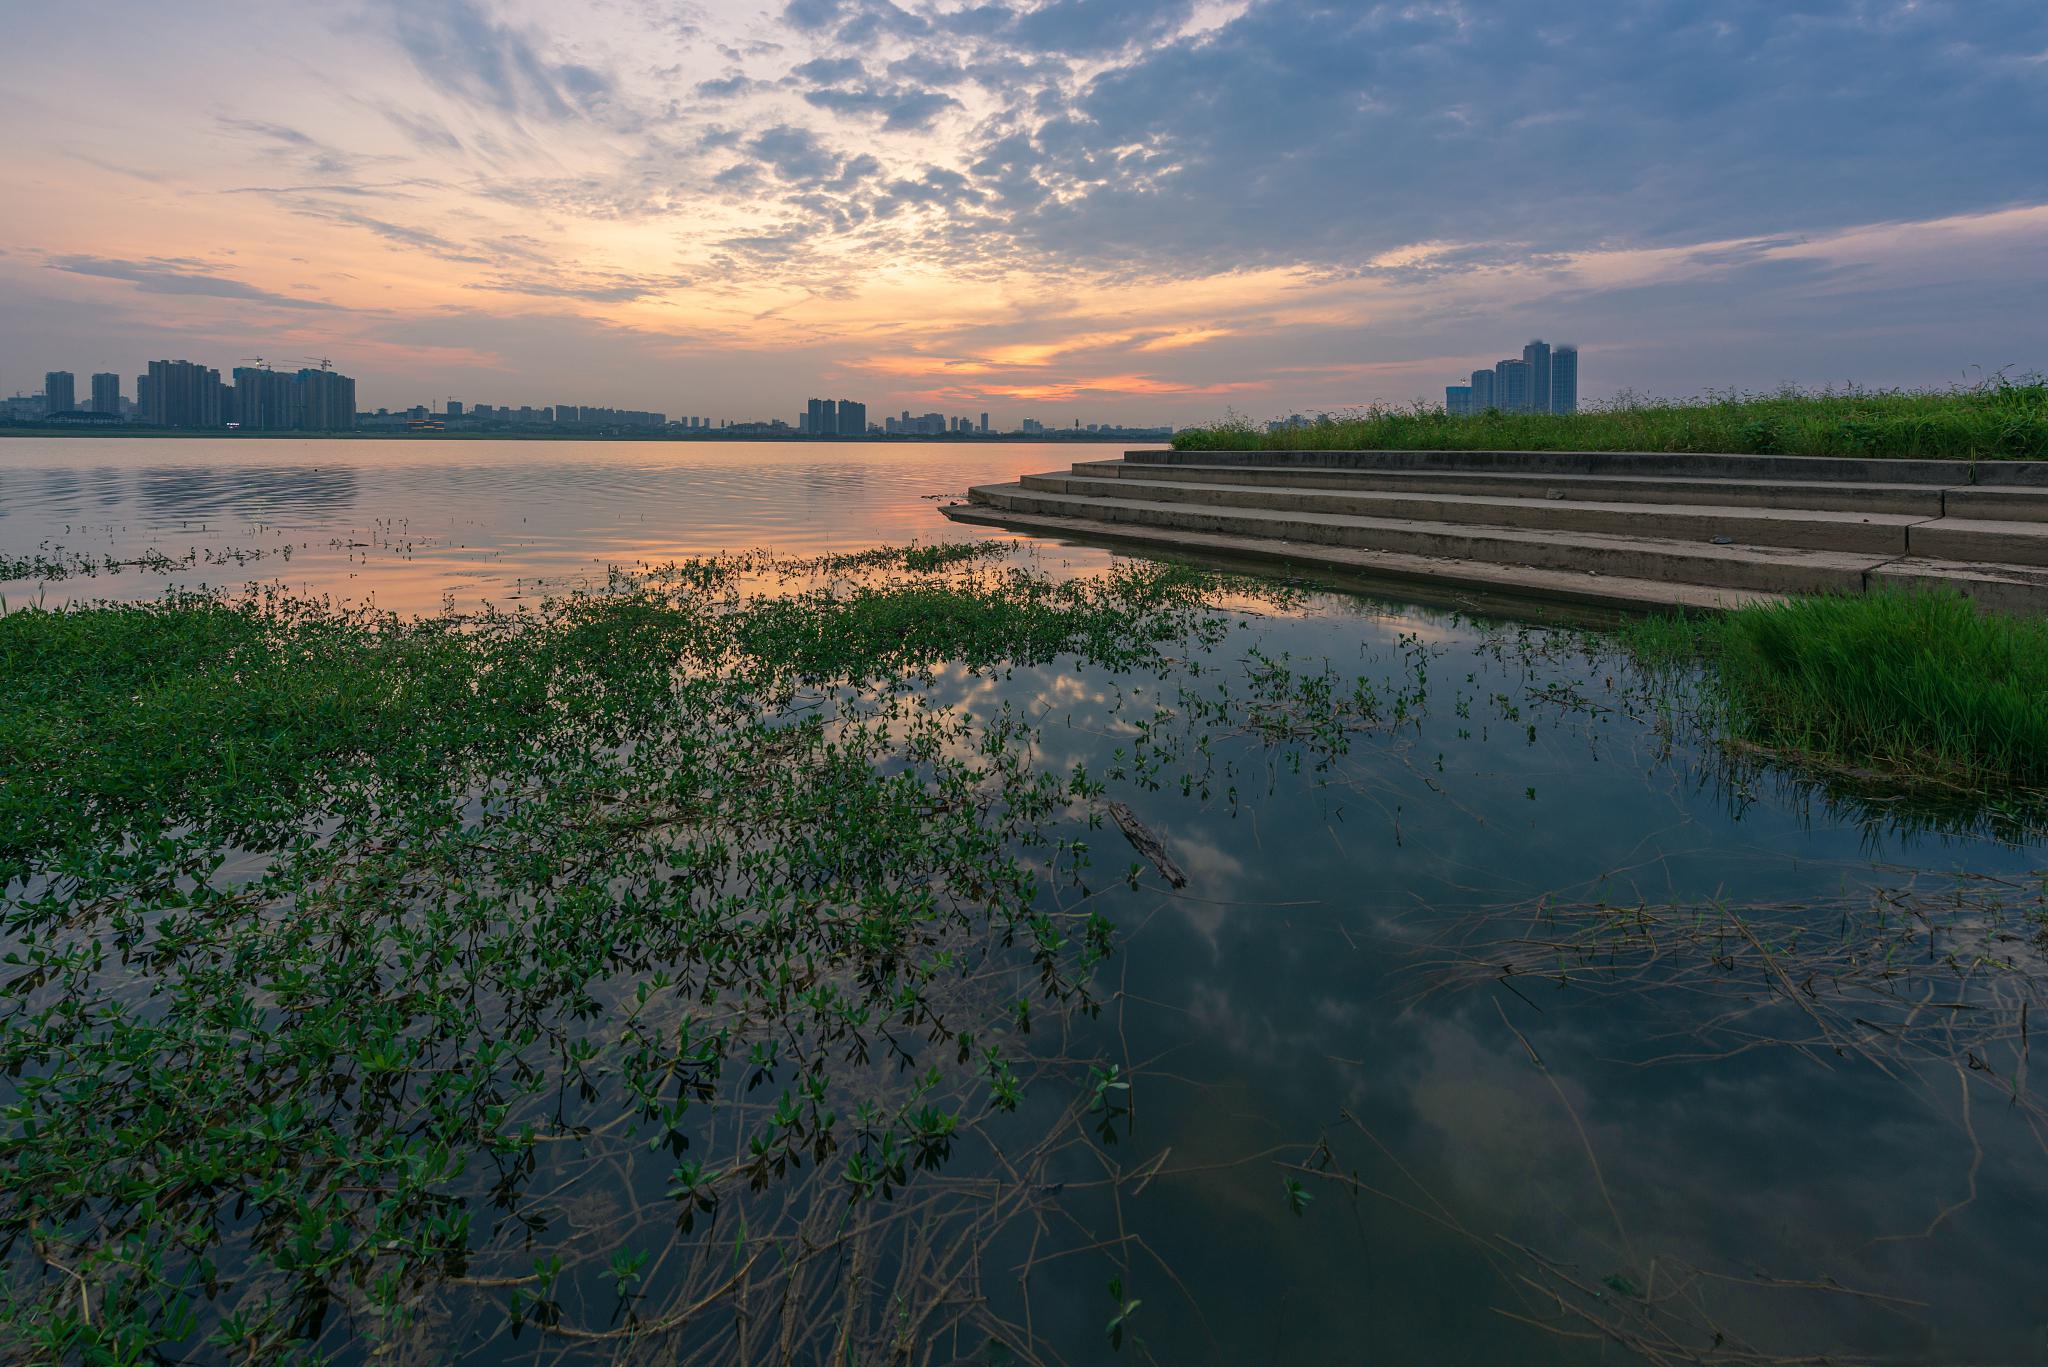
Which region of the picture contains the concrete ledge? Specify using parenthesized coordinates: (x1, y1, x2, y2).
(1908, 518, 2048, 567)
(944, 451, 2048, 616)
(940, 502, 1786, 616)
(1018, 472, 1924, 554)
(1065, 460, 1952, 516)
(968, 483, 1886, 594)
(1124, 447, 2048, 487)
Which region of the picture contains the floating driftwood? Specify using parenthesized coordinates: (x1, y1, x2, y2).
(1107, 801, 1188, 888)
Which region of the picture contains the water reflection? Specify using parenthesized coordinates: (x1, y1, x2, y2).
(0, 438, 1137, 612)
(2, 440, 2043, 1362)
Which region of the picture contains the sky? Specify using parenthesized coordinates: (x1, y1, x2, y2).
(3, 0, 2046, 425)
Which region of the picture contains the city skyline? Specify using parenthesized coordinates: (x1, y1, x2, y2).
(0, 4, 2040, 424)
(1, 352, 1171, 437)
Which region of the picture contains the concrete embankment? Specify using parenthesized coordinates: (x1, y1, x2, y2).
(942, 448, 2048, 614)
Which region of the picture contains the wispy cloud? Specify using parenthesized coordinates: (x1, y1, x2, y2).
(47, 255, 342, 310)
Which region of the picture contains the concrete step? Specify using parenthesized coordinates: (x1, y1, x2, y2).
(1908, 517, 2048, 567)
(966, 483, 1889, 596)
(1123, 447, 2023, 486)
(940, 502, 1789, 616)
(1023, 472, 1923, 554)
(1067, 459, 1951, 517)
(1945, 488, 2048, 522)
(1871, 558, 2048, 618)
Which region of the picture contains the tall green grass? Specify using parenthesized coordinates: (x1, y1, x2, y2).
(1622, 590, 2048, 792)
(1174, 378, 2048, 460)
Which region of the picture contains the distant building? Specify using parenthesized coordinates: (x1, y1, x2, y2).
(44, 371, 75, 416)
(446, 400, 464, 418)
(145, 359, 227, 428)
(1494, 359, 1532, 413)
(1021, 418, 1043, 435)
(232, 367, 301, 430)
(805, 397, 832, 435)
(297, 368, 356, 430)
(1522, 340, 1551, 415)
(1468, 368, 1496, 410)
(836, 399, 866, 436)
(90, 373, 121, 414)
(1550, 345, 1578, 413)
(1445, 384, 1474, 416)
(979, 412, 989, 433)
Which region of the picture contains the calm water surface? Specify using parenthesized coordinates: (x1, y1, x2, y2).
(4, 437, 2046, 1363)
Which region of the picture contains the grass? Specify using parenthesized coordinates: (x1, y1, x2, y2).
(1619, 589, 2048, 793)
(1173, 378, 2048, 460)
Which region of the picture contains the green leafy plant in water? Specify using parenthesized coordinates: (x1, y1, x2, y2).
(0, 550, 1291, 1360)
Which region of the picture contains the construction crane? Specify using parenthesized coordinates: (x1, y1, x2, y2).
(301, 357, 334, 371)
(239, 356, 273, 371)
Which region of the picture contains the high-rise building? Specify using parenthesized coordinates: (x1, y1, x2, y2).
(1445, 384, 1474, 416)
(979, 413, 989, 433)
(1468, 368, 1496, 411)
(297, 368, 356, 430)
(90, 373, 121, 414)
(805, 398, 834, 436)
(1522, 340, 1552, 416)
(1494, 359, 1532, 413)
(836, 399, 866, 436)
(447, 400, 464, 418)
(1550, 345, 1578, 413)
(145, 360, 227, 427)
(45, 371, 76, 415)
(232, 367, 301, 430)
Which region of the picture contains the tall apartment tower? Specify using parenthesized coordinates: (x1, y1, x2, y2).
(1494, 359, 1532, 413)
(835, 399, 866, 436)
(1550, 346, 1579, 413)
(979, 412, 990, 433)
(90, 373, 122, 414)
(44, 371, 76, 415)
(297, 368, 357, 430)
(1522, 340, 1551, 415)
(1445, 384, 1474, 416)
(1468, 368, 1496, 410)
(145, 359, 226, 427)
(232, 367, 301, 430)
(805, 397, 835, 436)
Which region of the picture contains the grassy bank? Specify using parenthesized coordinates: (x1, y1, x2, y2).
(1175, 379, 2048, 460)
(1621, 589, 2048, 794)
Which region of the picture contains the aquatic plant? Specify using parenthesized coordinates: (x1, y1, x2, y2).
(1618, 589, 2048, 795)
(0, 553, 1259, 1361)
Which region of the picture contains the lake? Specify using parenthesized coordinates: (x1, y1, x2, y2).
(3, 437, 2045, 1364)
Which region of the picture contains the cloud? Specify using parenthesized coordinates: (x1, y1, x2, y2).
(370, 0, 628, 127)
(745, 125, 851, 185)
(470, 269, 695, 303)
(48, 256, 342, 310)
(965, 0, 2048, 275)
(694, 72, 761, 98)
(791, 56, 867, 84)
(285, 205, 493, 264)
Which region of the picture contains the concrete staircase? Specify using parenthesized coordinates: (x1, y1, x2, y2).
(942, 449, 2048, 614)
